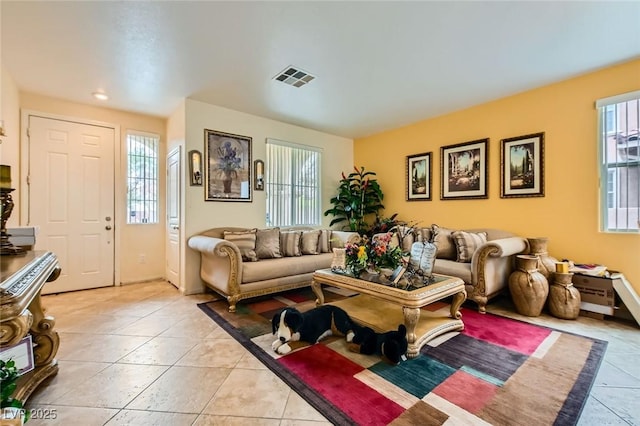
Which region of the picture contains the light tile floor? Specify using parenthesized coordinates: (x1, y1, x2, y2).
(23, 280, 639, 425)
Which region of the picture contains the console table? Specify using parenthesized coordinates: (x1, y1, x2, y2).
(0, 251, 61, 402)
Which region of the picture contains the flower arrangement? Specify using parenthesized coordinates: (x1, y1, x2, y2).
(217, 141, 242, 178)
(344, 232, 405, 277)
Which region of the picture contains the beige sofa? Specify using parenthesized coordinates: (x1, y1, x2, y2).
(393, 225, 527, 313)
(189, 224, 526, 314)
(188, 227, 358, 312)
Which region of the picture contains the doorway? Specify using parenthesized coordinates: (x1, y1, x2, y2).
(26, 114, 116, 294)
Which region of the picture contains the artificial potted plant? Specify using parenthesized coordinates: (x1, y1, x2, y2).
(324, 166, 386, 235)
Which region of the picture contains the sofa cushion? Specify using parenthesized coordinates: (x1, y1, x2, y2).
(224, 229, 259, 262)
(280, 231, 302, 256)
(301, 230, 321, 255)
(241, 253, 333, 283)
(331, 231, 360, 249)
(432, 224, 457, 260)
(452, 230, 488, 263)
(317, 229, 332, 253)
(255, 228, 282, 259)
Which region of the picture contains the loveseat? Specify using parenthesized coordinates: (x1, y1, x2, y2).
(392, 224, 527, 313)
(188, 227, 359, 312)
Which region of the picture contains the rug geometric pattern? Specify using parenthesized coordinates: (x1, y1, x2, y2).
(198, 287, 607, 426)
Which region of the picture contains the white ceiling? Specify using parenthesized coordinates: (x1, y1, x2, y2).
(2, 1, 639, 139)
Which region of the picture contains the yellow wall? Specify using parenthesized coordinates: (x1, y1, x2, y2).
(19, 92, 167, 284)
(355, 59, 640, 293)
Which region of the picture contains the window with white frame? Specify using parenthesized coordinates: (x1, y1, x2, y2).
(265, 139, 321, 227)
(596, 91, 640, 232)
(126, 131, 159, 224)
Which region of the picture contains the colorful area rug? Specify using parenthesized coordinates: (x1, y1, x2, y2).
(198, 288, 607, 426)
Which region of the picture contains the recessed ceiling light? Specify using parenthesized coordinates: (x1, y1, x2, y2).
(92, 92, 109, 101)
(273, 65, 315, 88)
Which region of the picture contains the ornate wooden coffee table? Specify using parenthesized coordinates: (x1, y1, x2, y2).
(311, 268, 467, 358)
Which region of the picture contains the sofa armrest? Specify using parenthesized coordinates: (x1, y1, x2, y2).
(188, 235, 244, 297)
(472, 236, 527, 262)
(469, 236, 527, 312)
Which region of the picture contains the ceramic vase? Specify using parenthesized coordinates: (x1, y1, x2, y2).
(509, 254, 549, 317)
(527, 237, 558, 280)
(548, 272, 581, 320)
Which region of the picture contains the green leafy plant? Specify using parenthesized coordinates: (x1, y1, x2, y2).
(324, 166, 386, 235)
(1, 358, 27, 422)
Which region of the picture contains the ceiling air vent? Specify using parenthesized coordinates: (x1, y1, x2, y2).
(273, 66, 315, 88)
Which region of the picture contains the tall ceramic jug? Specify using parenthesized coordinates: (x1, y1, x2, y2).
(527, 237, 558, 280)
(548, 272, 581, 320)
(508, 254, 549, 317)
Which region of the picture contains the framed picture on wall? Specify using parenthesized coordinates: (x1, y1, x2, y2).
(406, 152, 432, 201)
(204, 129, 252, 202)
(500, 132, 545, 198)
(440, 138, 489, 200)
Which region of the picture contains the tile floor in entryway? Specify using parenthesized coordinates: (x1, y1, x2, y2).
(24, 280, 640, 425)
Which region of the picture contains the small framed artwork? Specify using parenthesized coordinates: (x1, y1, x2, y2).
(406, 152, 432, 201)
(254, 159, 264, 191)
(204, 129, 252, 202)
(188, 150, 203, 186)
(501, 132, 545, 198)
(440, 138, 489, 200)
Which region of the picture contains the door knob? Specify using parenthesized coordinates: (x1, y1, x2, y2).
(105, 225, 112, 230)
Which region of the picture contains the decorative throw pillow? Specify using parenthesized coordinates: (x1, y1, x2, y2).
(317, 229, 332, 253)
(301, 230, 321, 255)
(223, 229, 258, 262)
(280, 231, 302, 257)
(431, 224, 457, 260)
(255, 228, 282, 259)
(330, 231, 360, 249)
(452, 230, 488, 263)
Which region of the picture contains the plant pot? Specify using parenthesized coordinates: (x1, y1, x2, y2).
(548, 272, 581, 320)
(509, 254, 549, 317)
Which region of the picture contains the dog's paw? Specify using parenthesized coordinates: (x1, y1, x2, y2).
(272, 340, 283, 352)
(346, 331, 355, 343)
(276, 343, 292, 355)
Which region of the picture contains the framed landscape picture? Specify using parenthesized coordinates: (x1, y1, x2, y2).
(440, 138, 489, 200)
(204, 129, 252, 202)
(501, 132, 545, 198)
(406, 152, 432, 201)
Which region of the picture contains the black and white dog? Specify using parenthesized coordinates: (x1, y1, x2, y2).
(271, 305, 356, 355)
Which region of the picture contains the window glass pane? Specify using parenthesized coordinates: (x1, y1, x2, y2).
(265, 140, 321, 227)
(127, 132, 160, 224)
(599, 95, 639, 232)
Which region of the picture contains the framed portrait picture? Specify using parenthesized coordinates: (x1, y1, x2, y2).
(406, 152, 432, 201)
(501, 132, 545, 198)
(204, 129, 252, 202)
(440, 138, 489, 200)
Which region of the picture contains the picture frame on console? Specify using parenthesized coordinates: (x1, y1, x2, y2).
(440, 138, 489, 200)
(406, 152, 432, 201)
(500, 132, 545, 198)
(204, 129, 252, 202)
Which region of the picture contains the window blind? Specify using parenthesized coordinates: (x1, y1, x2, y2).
(265, 139, 321, 227)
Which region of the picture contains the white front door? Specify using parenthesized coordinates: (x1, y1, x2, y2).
(28, 115, 115, 294)
(166, 147, 181, 288)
